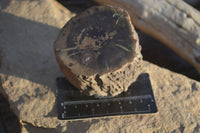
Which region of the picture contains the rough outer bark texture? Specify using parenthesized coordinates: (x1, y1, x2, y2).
(54, 6, 142, 97)
(92, 0, 200, 73)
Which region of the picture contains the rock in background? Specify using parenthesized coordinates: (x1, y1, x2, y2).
(0, 0, 200, 132)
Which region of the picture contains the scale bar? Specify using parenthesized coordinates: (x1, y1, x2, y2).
(62, 109, 152, 119)
(57, 73, 158, 120)
(62, 94, 152, 105)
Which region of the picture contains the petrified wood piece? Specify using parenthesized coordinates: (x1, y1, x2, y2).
(54, 6, 142, 97)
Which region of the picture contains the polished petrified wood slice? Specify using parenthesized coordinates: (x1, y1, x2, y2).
(54, 6, 142, 97)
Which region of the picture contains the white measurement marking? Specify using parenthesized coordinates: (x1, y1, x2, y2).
(92, 109, 94, 115)
(64, 110, 153, 119)
(148, 104, 151, 111)
(140, 99, 143, 103)
(120, 106, 123, 113)
(62, 113, 64, 118)
(61, 94, 156, 119)
(134, 108, 137, 112)
(63, 94, 152, 105)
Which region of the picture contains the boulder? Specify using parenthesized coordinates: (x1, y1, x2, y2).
(0, 0, 74, 129)
(0, 0, 200, 132)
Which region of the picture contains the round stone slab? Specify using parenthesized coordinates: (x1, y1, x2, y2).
(54, 6, 142, 97)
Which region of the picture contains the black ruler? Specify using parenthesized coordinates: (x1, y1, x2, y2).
(56, 73, 157, 120)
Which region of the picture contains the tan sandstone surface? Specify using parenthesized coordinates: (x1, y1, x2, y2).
(0, 0, 200, 133)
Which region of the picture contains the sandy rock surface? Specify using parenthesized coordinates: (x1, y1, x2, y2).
(0, 0, 200, 133)
(0, 0, 74, 130)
